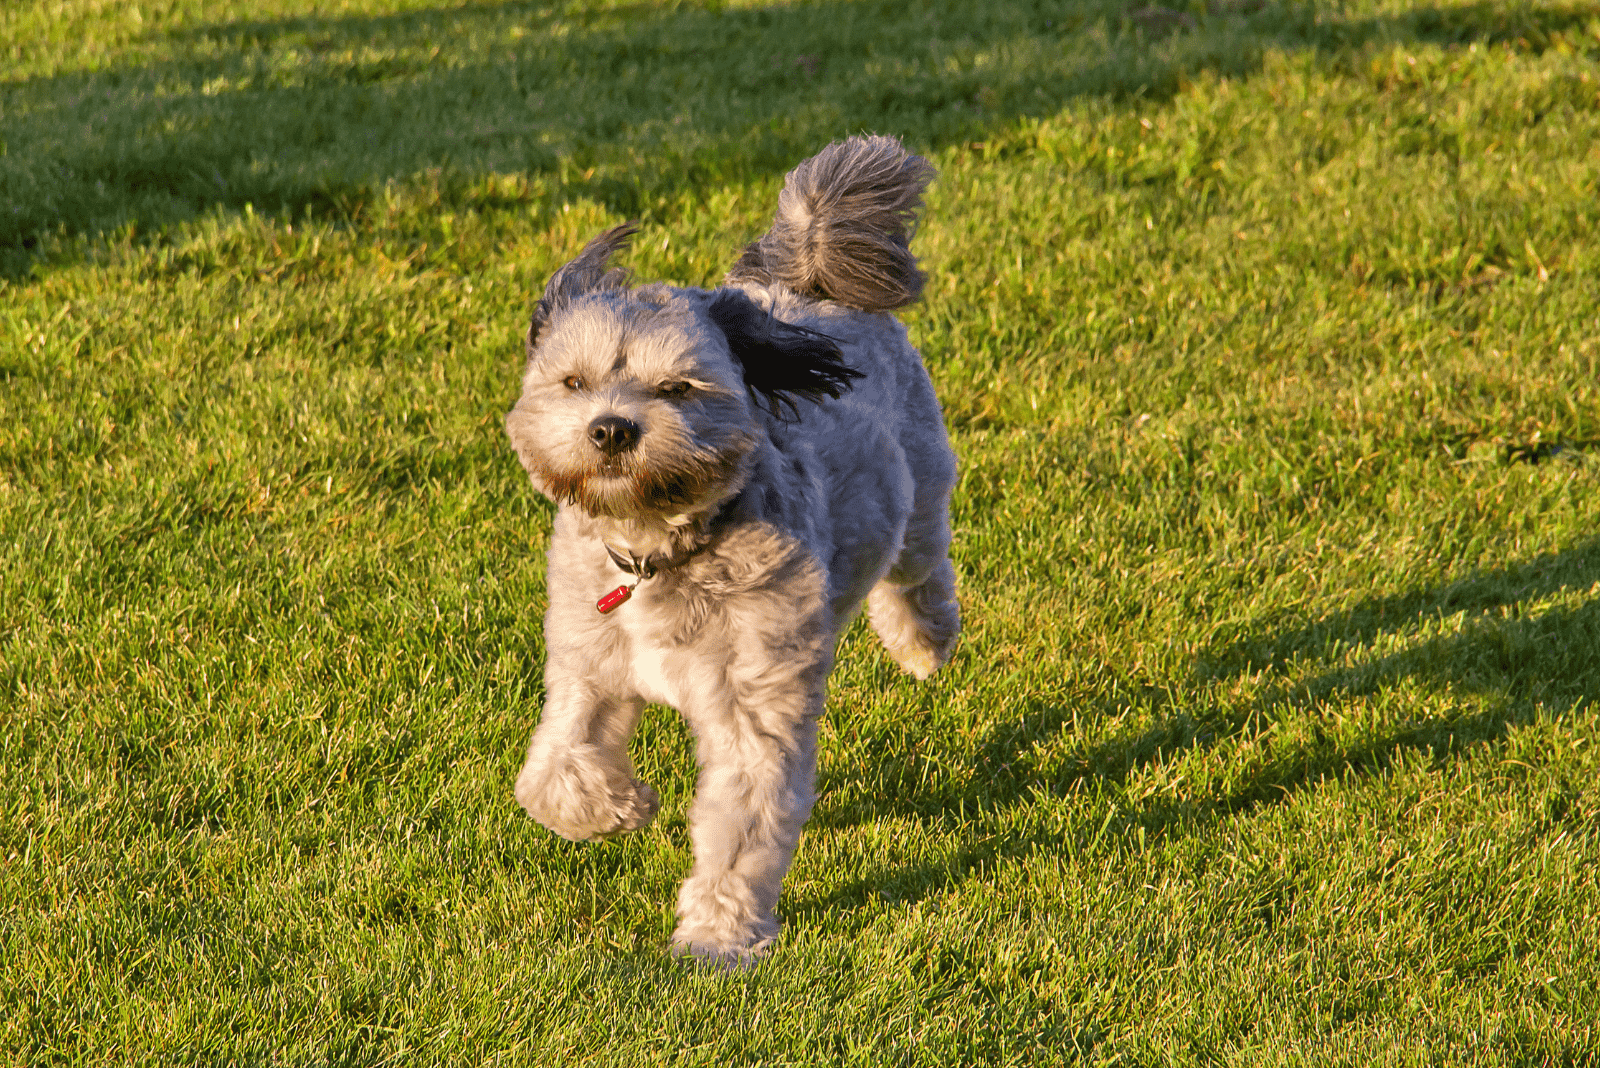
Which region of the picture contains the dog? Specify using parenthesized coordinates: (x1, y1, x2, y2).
(504, 135, 960, 964)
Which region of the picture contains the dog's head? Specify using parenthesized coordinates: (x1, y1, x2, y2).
(505, 222, 861, 522)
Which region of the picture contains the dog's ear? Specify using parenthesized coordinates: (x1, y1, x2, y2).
(706, 290, 864, 419)
(526, 222, 639, 356)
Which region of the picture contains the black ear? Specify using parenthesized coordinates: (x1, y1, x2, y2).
(526, 221, 639, 356)
(706, 290, 864, 419)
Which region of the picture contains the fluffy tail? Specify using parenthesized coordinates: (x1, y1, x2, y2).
(727, 135, 935, 313)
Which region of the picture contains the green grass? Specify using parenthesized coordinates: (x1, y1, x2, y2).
(3, 0, 1600, 1063)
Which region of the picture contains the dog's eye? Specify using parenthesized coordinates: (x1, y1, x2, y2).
(657, 381, 692, 398)
(563, 375, 585, 391)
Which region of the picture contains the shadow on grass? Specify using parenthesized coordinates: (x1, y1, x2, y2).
(6, 0, 1599, 277)
(800, 537, 1600, 913)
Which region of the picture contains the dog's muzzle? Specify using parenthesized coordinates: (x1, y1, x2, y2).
(588, 415, 640, 456)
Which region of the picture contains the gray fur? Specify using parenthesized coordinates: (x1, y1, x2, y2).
(727, 134, 936, 312)
(526, 221, 638, 353)
(504, 136, 959, 966)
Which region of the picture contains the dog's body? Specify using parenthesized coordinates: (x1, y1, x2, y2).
(505, 136, 958, 963)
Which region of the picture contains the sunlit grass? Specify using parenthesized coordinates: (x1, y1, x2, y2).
(3, 0, 1599, 1064)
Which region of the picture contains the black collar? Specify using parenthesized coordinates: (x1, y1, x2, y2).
(604, 543, 665, 581)
(601, 496, 740, 582)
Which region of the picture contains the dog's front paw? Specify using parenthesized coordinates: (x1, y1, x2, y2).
(671, 922, 779, 970)
(514, 745, 661, 841)
(672, 873, 781, 967)
(671, 933, 777, 970)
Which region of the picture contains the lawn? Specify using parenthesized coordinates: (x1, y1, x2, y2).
(3, 0, 1599, 1063)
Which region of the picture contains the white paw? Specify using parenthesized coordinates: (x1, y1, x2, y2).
(670, 920, 779, 969)
(598, 778, 660, 838)
(867, 581, 957, 680)
(672, 873, 780, 966)
(897, 644, 941, 680)
(514, 746, 660, 842)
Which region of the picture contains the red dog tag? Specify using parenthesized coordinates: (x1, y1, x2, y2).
(597, 585, 633, 614)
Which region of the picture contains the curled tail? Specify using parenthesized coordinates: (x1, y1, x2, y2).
(727, 135, 936, 313)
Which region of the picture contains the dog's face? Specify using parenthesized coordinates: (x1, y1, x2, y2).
(506, 285, 759, 521)
(506, 223, 862, 523)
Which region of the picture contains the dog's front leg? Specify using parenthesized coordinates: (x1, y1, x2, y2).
(672, 679, 823, 964)
(513, 669, 660, 842)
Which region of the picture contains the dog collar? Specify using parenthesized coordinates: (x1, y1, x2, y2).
(604, 543, 661, 578)
(597, 551, 646, 613)
(594, 501, 738, 614)
(595, 545, 677, 614)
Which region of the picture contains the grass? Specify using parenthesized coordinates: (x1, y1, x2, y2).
(3, 0, 1599, 1063)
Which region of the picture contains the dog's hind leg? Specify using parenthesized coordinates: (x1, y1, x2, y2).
(868, 553, 959, 681)
(867, 422, 960, 679)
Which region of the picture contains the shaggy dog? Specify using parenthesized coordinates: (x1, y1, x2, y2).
(505, 135, 960, 963)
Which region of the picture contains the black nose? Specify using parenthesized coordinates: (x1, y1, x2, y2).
(587, 415, 640, 456)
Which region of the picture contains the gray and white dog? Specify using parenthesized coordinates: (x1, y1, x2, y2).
(504, 135, 959, 963)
